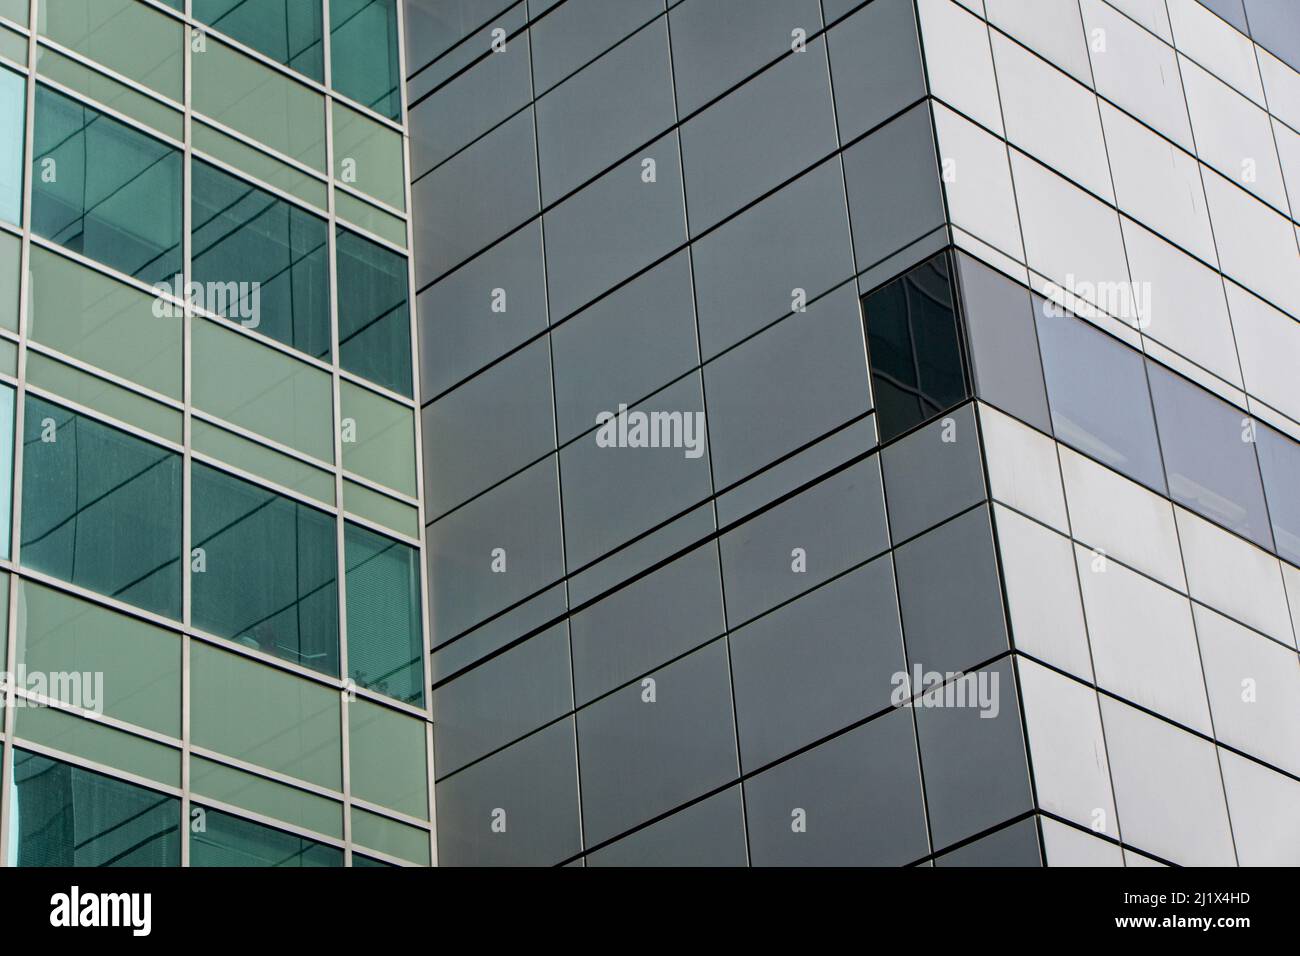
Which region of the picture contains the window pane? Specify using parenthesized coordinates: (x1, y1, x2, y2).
(0, 382, 11, 558)
(0, 66, 22, 226)
(193, 0, 324, 81)
(31, 85, 182, 283)
(38, 0, 184, 100)
(29, 245, 183, 399)
(0, 227, 18, 329)
(330, 0, 400, 120)
(9, 749, 181, 866)
(190, 755, 343, 839)
(333, 100, 405, 210)
(345, 522, 422, 704)
(340, 379, 416, 495)
(1257, 424, 1300, 565)
(16, 579, 181, 737)
(1035, 303, 1166, 492)
(192, 462, 339, 675)
(191, 806, 342, 867)
(863, 252, 970, 442)
(190, 641, 342, 790)
(1148, 363, 1273, 549)
(337, 227, 412, 396)
(349, 698, 428, 816)
(21, 396, 182, 618)
(192, 159, 331, 359)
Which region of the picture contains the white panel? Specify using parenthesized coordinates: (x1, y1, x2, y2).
(1104, 0, 1171, 41)
(1219, 749, 1300, 866)
(980, 403, 1068, 531)
(1076, 545, 1212, 732)
(917, 0, 1004, 133)
(1059, 447, 1186, 591)
(1194, 604, 1300, 775)
(1166, 0, 1265, 105)
(1202, 166, 1300, 320)
(995, 506, 1092, 678)
(932, 102, 1024, 261)
(985, 0, 1092, 83)
(1176, 506, 1294, 645)
(992, 32, 1112, 201)
(1101, 696, 1236, 866)
(1226, 282, 1300, 428)
(1258, 46, 1300, 132)
(1041, 816, 1124, 866)
(1018, 658, 1117, 835)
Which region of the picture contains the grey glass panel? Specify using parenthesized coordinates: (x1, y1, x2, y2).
(570, 541, 725, 705)
(679, 34, 836, 233)
(670, 0, 821, 115)
(408, 6, 531, 175)
(744, 709, 928, 865)
(551, 251, 698, 444)
(825, 0, 925, 139)
(576, 638, 738, 845)
(935, 817, 1042, 866)
(194, 0, 323, 80)
(330, 0, 401, 119)
(433, 624, 570, 775)
(914, 659, 1032, 849)
(730, 556, 905, 770)
(413, 108, 538, 285)
(337, 226, 412, 397)
(345, 522, 424, 705)
(435, 718, 581, 866)
(31, 85, 182, 284)
(427, 456, 565, 639)
(191, 807, 342, 867)
(424, 337, 554, 516)
(842, 103, 944, 270)
(719, 456, 890, 624)
(1244, 0, 1300, 70)
(560, 374, 712, 569)
(191, 159, 330, 359)
(1147, 364, 1273, 549)
(191, 463, 338, 674)
(543, 131, 686, 319)
(955, 253, 1050, 432)
(587, 786, 748, 866)
(535, 18, 674, 204)
(1197, 0, 1248, 31)
(530, 0, 664, 94)
(10, 749, 180, 866)
(1257, 424, 1300, 566)
(863, 253, 970, 443)
(1035, 303, 1166, 492)
(418, 221, 548, 398)
(894, 505, 1007, 675)
(22, 397, 181, 619)
(692, 159, 855, 359)
(881, 403, 985, 543)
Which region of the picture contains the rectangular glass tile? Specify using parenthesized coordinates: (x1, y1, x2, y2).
(192, 418, 334, 506)
(37, 0, 183, 101)
(190, 755, 343, 840)
(336, 227, 412, 396)
(340, 379, 416, 496)
(192, 119, 328, 211)
(193, 0, 323, 81)
(333, 100, 404, 210)
(26, 351, 182, 444)
(34, 45, 183, 140)
(345, 523, 423, 705)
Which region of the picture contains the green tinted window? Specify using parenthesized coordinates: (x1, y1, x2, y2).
(190, 755, 343, 839)
(28, 246, 183, 399)
(190, 641, 342, 790)
(26, 351, 183, 443)
(38, 0, 183, 100)
(34, 45, 184, 140)
(10, 749, 181, 866)
(350, 806, 429, 866)
(0, 228, 18, 329)
(340, 380, 416, 496)
(0, 66, 22, 226)
(345, 522, 422, 705)
(192, 159, 330, 359)
(31, 85, 182, 283)
(21, 396, 182, 618)
(330, 0, 400, 120)
(0, 382, 11, 557)
(193, 418, 334, 506)
(191, 806, 342, 867)
(192, 316, 334, 463)
(192, 37, 326, 171)
(343, 478, 418, 538)
(1, 1, 27, 27)
(16, 580, 181, 736)
(15, 704, 181, 786)
(191, 462, 339, 676)
(337, 227, 411, 396)
(193, 120, 328, 211)
(333, 101, 404, 210)
(194, 0, 323, 81)
(349, 698, 428, 816)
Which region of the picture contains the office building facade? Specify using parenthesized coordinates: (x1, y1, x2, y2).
(0, 0, 433, 866)
(412, 0, 1300, 866)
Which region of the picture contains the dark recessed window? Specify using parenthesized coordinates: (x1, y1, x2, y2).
(862, 252, 970, 442)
